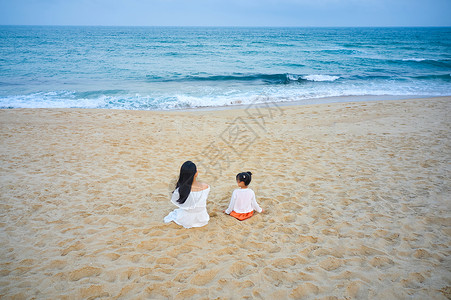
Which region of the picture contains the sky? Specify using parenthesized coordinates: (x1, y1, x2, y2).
(0, 0, 450, 27)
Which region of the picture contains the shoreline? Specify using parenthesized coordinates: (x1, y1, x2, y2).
(1, 94, 449, 113)
(1, 96, 450, 299)
(175, 94, 446, 112)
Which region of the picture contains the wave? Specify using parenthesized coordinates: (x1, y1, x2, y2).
(386, 58, 451, 68)
(320, 49, 360, 55)
(0, 91, 101, 109)
(412, 74, 451, 81)
(146, 73, 341, 84)
(403, 59, 451, 68)
(156, 73, 291, 84)
(1, 84, 450, 110)
(185, 73, 290, 83)
(359, 56, 451, 68)
(300, 75, 340, 82)
(1, 73, 449, 110)
(401, 58, 427, 62)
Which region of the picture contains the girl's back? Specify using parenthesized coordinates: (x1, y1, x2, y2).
(231, 188, 256, 213)
(225, 171, 263, 221)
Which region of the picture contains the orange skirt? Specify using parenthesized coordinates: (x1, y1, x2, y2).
(230, 211, 254, 221)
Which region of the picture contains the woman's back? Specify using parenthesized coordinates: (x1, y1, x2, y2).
(164, 185, 210, 228)
(171, 186, 210, 210)
(164, 160, 211, 228)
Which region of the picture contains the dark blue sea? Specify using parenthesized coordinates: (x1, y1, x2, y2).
(0, 26, 450, 110)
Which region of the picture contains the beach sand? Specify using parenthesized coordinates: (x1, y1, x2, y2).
(1, 96, 450, 299)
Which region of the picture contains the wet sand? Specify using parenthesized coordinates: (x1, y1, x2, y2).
(1, 96, 450, 299)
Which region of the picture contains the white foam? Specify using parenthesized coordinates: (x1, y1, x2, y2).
(401, 58, 427, 62)
(286, 74, 301, 81)
(302, 75, 340, 82)
(1, 78, 449, 110)
(172, 94, 251, 109)
(0, 91, 110, 109)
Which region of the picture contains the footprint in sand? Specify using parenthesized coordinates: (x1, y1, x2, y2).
(68, 266, 101, 281)
(229, 261, 255, 279)
(189, 269, 219, 286)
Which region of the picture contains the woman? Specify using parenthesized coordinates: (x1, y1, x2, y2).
(164, 161, 210, 228)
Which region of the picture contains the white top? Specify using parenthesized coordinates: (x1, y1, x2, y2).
(225, 188, 262, 214)
(164, 186, 210, 228)
(170, 186, 210, 210)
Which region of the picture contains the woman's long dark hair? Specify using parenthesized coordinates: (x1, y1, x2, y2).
(174, 161, 197, 204)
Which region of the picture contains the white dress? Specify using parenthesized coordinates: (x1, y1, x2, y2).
(163, 186, 210, 228)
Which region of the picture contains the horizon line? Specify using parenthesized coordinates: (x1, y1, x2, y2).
(1, 24, 450, 28)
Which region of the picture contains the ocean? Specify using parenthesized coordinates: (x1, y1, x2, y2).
(0, 26, 450, 110)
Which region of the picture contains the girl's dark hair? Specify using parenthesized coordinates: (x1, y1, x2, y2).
(175, 161, 197, 204)
(236, 171, 252, 186)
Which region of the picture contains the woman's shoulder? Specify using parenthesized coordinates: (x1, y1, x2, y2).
(191, 182, 210, 192)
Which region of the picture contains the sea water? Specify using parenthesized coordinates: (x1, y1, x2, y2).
(0, 26, 450, 110)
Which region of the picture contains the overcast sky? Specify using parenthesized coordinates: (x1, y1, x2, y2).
(0, 0, 450, 27)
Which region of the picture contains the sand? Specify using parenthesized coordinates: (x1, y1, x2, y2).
(0, 96, 450, 299)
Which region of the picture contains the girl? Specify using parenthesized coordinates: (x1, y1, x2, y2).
(164, 161, 210, 228)
(225, 171, 263, 221)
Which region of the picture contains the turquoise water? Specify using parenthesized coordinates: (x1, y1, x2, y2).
(0, 26, 450, 110)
